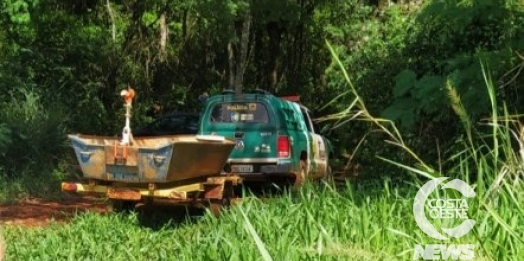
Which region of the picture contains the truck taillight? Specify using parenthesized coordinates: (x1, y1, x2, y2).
(277, 135, 290, 158)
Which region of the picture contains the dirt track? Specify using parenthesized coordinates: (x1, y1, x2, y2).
(0, 196, 109, 228)
(0, 174, 353, 229)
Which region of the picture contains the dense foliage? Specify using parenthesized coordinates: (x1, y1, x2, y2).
(0, 0, 523, 187)
(1, 1, 522, 260)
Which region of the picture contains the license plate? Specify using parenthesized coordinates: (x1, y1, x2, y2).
(231, 165, 253, 173)
(108, 172, 139, 182)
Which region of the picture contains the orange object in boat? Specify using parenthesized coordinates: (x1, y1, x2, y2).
(121, 88, 135, 104)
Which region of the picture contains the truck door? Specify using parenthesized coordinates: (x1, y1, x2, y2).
(300, 108, 327, 179)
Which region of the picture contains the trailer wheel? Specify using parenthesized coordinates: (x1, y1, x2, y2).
(110, 200, 136, 213)
(208, 198, 231, 218)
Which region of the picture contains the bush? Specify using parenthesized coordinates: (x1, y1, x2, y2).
(0, 88, 69, 179)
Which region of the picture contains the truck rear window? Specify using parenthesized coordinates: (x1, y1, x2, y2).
(210, 102, 269, 123)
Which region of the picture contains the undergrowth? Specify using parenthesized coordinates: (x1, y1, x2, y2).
(0, 88, 71, 202)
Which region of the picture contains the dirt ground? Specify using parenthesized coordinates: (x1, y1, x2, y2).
(0, 196, 109, 228)
(0, 172, 354, 229)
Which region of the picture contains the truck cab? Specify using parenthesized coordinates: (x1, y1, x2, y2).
(198, 89, 333, 187)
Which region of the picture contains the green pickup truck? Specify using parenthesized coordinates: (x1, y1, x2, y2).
(198, 89, 333, 187)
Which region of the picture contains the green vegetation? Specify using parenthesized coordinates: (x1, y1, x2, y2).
(2, 175, 521, 260)
(0, 0, 523, 260)
(2, 42, 523, 261)
(1, 0, 524, 184)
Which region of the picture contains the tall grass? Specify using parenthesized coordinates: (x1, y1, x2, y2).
(2, 175, 520, 260)
(0, 182, 421, 261)
(320, 42, 523, 259)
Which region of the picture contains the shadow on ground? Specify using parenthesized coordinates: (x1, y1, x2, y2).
(125, 181, 297, 230)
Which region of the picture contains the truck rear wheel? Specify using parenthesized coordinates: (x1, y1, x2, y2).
(320, 165, 334, 186)
(293, 160, 307, 188)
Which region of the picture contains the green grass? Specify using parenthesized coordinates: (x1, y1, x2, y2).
(1, 179, 521, 261)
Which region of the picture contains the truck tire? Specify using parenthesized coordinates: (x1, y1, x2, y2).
(293, 160, 307, 188)
(321, 165, 334, 186)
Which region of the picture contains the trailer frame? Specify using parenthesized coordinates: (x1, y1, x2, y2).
(61, 174, 243, 215)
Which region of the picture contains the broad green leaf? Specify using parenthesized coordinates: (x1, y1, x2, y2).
(414, 74, 446, 114)
(393, 69, 417, 98)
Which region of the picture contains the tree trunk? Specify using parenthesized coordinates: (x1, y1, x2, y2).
(234, 11, 251, 94)
(106, 0, 116, 43)
(254, 25, 264, 88)
(159, 11, 167, 63)
(182, 9, 187, 39)
(228, 41, 235, 89)
(267, 21, 283, 93)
